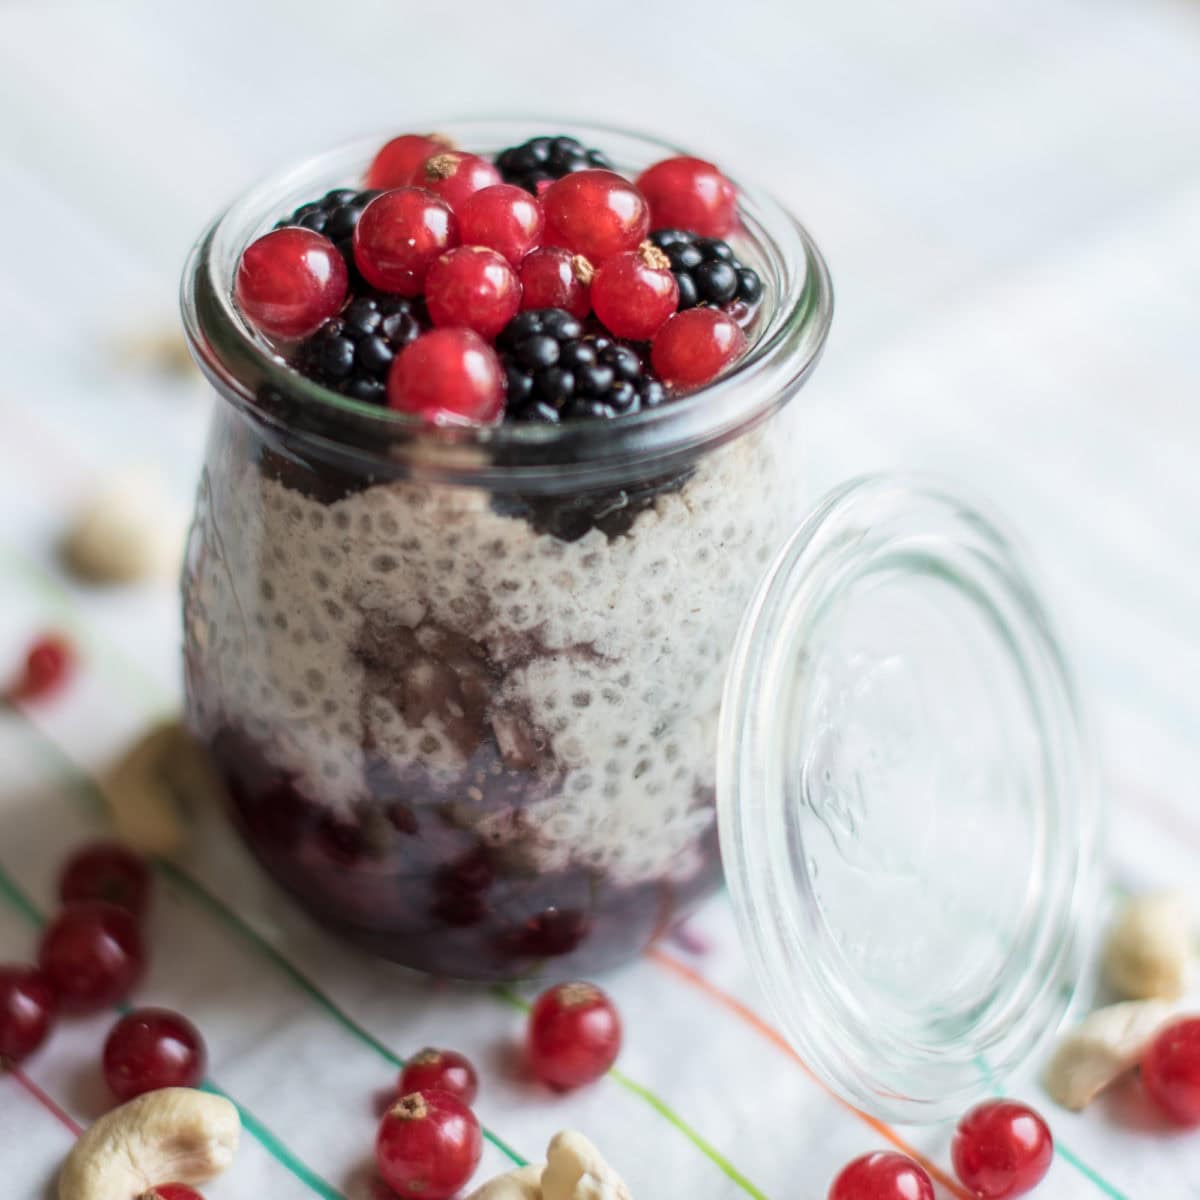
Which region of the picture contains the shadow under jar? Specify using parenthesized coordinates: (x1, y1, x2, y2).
(180, 121, 833, 981)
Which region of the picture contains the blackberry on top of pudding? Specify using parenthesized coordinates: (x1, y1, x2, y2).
(189, 126, 790, 980)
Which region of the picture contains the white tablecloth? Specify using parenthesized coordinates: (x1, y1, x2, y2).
(1, 1, 1198, 1196)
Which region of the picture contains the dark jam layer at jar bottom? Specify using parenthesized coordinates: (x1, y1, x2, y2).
(209, 726, 723, 981)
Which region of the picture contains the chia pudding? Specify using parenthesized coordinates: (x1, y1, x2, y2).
(180, 122, 828, 978)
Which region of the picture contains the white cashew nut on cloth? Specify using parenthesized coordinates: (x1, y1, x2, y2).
(468, 1131, 631, 1200)
(57, 1087, 240, 1200)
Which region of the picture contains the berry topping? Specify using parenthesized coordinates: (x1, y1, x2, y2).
(408, 151, 502, 214)
(828, 1152, 935, 1200)
(387, 329, 505, 425)
(651, 307, 748, 389)
(648, 228, 762, 310)
(398, 1048, 479, 1107)
(498, 308, 665, 423)
(375, 1090, 483, 1200)
(140, 1188, 204, 1200)
(541, 170, 650, 264)
(526, 981, 622, 1089)
(7, 633, 74, 703)
(275, 187, 381, 277)
(353, 188, 458, 297)
(425, 246, 522, 339)
(1142, 1015, 1200, 1126)
(458, 184, 544, 265)
(636, 155, 738, 238)
(296, 295, 426, 404)
(38, 901, 145, 1013)
(367, 133, 454, 190)
(951, 1100, 1054, 1198)
(59, 841, 151, 919)
(235, 227, 348, 340)
(590, 242, 679, 340)
(0, 964, 57, 1067)
(103, 1007, 208, 1101)
(495, 134, 613, 195)
(518, 248, 593, 319)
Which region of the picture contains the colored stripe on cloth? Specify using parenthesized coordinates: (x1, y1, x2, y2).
(10, 1068, 85, 1137)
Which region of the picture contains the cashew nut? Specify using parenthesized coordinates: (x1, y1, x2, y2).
(465, 1164, 545, 1200)
(542, 1132, 631, 1200)
(102, 721, 224, 854)
(1043, 1000, 1172, 1110)
(61, 471, 184, 585)
(58, 1087, 240, 1200)
(1103, 890, 1192, 1000)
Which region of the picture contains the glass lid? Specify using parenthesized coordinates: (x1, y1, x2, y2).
(717, 475, 1100, 1124)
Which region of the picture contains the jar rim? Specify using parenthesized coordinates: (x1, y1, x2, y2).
(180, 118, 833, 481)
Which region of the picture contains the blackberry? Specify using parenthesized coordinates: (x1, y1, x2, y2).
(294, 294, 426, 405)
(648, 229, 763, 311)
(494, 135, 613, 195)
(276, 187, 382, 277)
(497, 308, 667, 423)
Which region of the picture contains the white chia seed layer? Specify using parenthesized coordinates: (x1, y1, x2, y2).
(185, 428, 790, 887)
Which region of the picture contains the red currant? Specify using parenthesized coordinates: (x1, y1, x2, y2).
(139, 1187, 205, 1200)
(37, 901, 144, 1013)
(651, 307, 748, 388)
(366, 133, 454, 190)
(636, 155, 738, 239)
(353, 189, 458, 297)
(7, 633, 74, 703)
(527, 981, 621, 1090)
(425, 246, 522, 339)
(519, 247, 593, 318)
(59, 841, 151, 919)
(0, 964, 57, 1067)
(375, 1090, 482, 1200)
(458, 184, 544, 266)
(951, 1100, 1053, 1199)
(235, 227, 346, 340)
(398, 1048, 479, 1107)
(1142, 1015, 1200, 1126)
(103, 1007, 207, 1101)
(388, 329, 505, 425)
(542, 170, 649, 264)
(591, 242, 679, 340)
(408, 151, 501, 214)
(828, 1152, 935, 1200)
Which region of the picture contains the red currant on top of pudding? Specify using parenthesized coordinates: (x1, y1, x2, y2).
(407, 150, 501, 214)
(367, 133, 454, 190)
(637, 154, 738, 238)
(235, 227, 347, 339)
(234, 127, 767, 424)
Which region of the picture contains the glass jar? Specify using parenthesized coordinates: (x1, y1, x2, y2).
(180, 121, 830, 981)
(181, 121, 1098, 1119)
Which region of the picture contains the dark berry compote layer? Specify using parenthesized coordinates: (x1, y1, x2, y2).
(184, 128, 796, 979)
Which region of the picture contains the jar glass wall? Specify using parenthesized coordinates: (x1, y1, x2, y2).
(180, 122, 833, 981)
